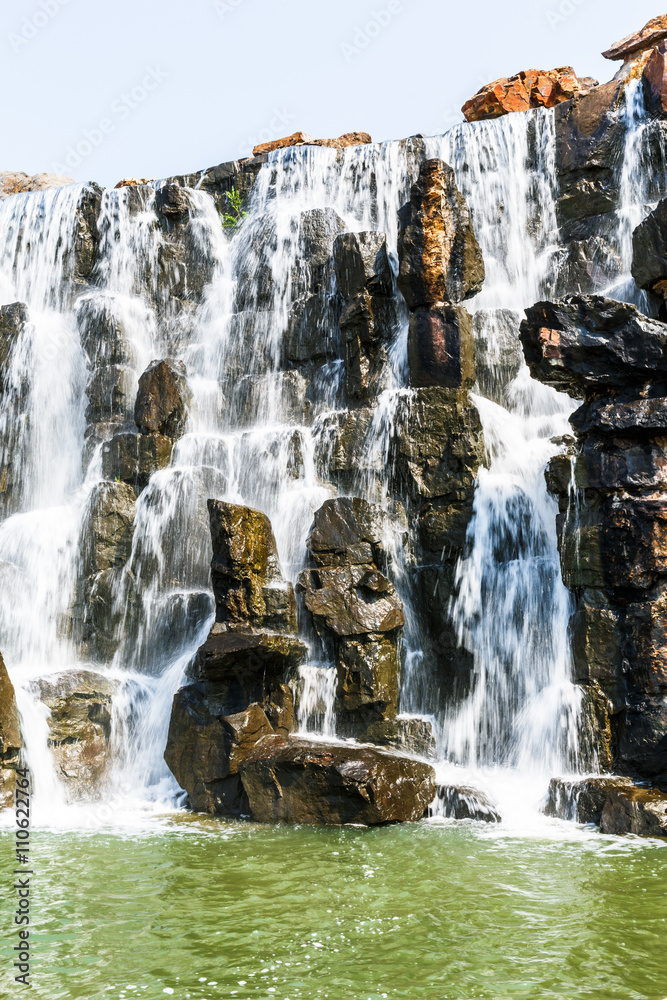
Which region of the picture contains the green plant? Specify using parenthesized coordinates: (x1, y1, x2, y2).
(222, 187, 247, 229)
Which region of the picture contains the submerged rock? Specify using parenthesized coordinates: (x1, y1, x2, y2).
(462, 67, 585, 122)
(545, 776, 667, 837)
(238, 735, 436, 825)
(34, 671, 118, 798)
(430, 784, 501, 823)
(0, 653, 21, 809)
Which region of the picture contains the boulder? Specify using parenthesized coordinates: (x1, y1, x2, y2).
(429, 783, 501, 823)
(520, 296, 667, 395)
(101, 431, 173, 492)
(462, 67, 584, 122)
(238, 735, 436, 825)
(134, 359, 191, 438)
(0, 653, 21, 809)
(545, 775, 667, 837)
(208, 500, 297, 632)
(34, 671, 118, 798)
(397, 159, 484, 309)
(298, 565, 404, 637)
(602, 15, 667, 62)
(0, 171, 74, 198)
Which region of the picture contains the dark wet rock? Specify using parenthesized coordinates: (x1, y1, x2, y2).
(571, 394, 667, 435)
(333, 231, 398, 400)
(521, 296, 667, 395)
(83, 481, 136, 576)
(0, 653, 21, 809)
(75, 295, 135, 368)
(238, 735, 436, 825)
(71, 184, 103, 287)
(34, 671, 118, 798)
(545, 775, 667, 836)
(334, 635, 400, 724)
(85, 364, 135, 424)
(0, 302, 29, 381)
(338, 716, 436, 758)
(397, 159, 484, 309)
(285, 290, 342, 365)
(632, 198, 667, 308)
(430, 784, 501, 823)
(134, 359, 191, 438)
(553, 81, 625, 230)
(193, 626, 307, 693)
(208, 500, 297, 632)
(570, 590, 625, 712)
(305, 496, 394, 569)
(407, 304, 475, 389)
(101, 431, 173, 492)
(164, 695, 275, 814)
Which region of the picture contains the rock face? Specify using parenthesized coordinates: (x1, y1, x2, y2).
(134, 359, 191, 438)
(523, 293, 667, 786)
(545, 776, 667, 837)
(632, 198, 667, 314)
(462, 67, 585, 122)
(0, 653, 21, 809)
(298, 498, 404, 733)
(238, 735, 436, 825)
(34, 671, 118, 798)
(0, 171, 74, 198)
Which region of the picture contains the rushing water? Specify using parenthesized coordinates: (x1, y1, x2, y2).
(1, 820, 666, 1000)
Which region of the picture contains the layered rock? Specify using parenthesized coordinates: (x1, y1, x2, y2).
(0, 653, 21, 809)
(238, 735, 435, 825)
(522, 294, 667, 787)
(33, 671, 118, 798)
(545, 776, 667, 837)
(298, 498, 404, 733)
(462, 67, 586, 122)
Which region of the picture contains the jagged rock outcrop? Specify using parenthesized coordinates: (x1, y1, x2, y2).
(545, 776, 667, 837)
(33, 671, 118, 798)
(0, 171, 74, 198)
(333, 230, 397, 399)
(238, 735, 435, 825)
(0, 653, 21, 809)
(462, 67, 586, 122)
(522, 293, 667, 787)
(298, 498, 404, 733)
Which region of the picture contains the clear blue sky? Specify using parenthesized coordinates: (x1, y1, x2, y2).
(0, 0, 660, 188)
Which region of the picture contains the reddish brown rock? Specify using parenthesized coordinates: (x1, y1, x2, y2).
(0, 171, 75, 198)
(134, 358, 191, 438)
(238, 734, 436, 825)
(114, 178, 154, 188)
(462, 67, 583, 122)
(397, 159, 484, 310)
(644, 41, 667, 114)
(407, 304, 475, 389)
(602, 15, 667, 61)
(252, 131, 372, 156)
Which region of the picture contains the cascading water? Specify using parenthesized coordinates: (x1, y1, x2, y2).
(2, 91, 663, 830)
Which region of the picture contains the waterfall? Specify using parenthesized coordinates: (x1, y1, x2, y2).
(1, 96, 661, 827)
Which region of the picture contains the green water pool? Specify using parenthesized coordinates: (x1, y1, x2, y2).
(1, 816, 666, 1000)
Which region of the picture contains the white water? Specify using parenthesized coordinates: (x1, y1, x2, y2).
(1, 96, 664, 831)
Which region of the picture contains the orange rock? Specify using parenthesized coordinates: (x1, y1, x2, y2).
(462, 67, 583, 122)
(252, 131, 371, 157)
(114, 177, 154, 188)
(644, 40, 667, 114)
(602, 14, 667, 61)
(0, 171, 74, 197)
